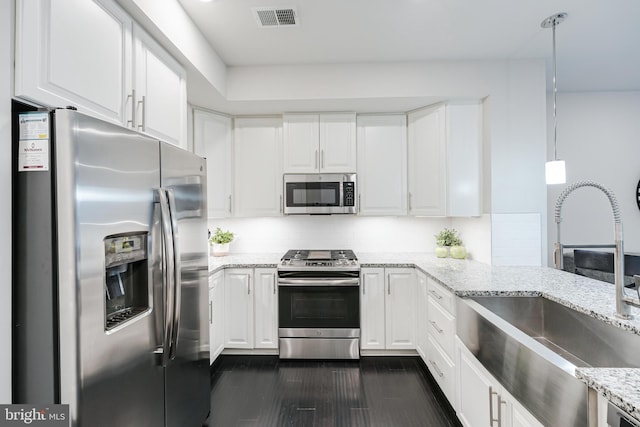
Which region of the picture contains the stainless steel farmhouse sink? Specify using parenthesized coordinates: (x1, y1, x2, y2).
(457, 296, 640, 427)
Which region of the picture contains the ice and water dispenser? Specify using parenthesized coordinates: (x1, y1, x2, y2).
(104, 233, 149, 330)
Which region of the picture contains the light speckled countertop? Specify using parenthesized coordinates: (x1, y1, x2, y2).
(576, 368, 640, 423)
(208, 251, 640, 418)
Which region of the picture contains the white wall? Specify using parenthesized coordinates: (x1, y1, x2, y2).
(225, 59, 548, 265)
(546, 91, 640, 265)
(208, 216, 497, 260)
(451, 215, 492, 265)
(1, 0, 13, 403)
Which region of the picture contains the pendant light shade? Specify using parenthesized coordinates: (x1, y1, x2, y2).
(545, 160, 566, 184)
(542, 12, 568, 185)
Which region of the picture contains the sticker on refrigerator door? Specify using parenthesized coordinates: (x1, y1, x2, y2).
(18, 112, 49, 140)
(18, 139, 49, 171)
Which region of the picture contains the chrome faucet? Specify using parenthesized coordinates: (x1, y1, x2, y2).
(554, 180, 640, 319)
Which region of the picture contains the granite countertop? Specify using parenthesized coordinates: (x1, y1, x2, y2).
(208, 251, 640, 417)
(576, 368, 640, 424)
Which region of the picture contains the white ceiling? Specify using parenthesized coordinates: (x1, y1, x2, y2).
(178, 0, 640, 93)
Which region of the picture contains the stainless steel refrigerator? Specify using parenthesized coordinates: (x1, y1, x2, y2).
(12, 102, 210, 427)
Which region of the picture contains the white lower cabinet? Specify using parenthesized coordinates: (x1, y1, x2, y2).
(253, 268, 279, 349)
(415, 269, 428, 360)
(456, 337, 543, 427)
(425, 278, 456, 405)
(224, 269, 254, 349)
(223, 268, 278, 350)
(208, 270, 225, 364)
(360, 268, 416, 350)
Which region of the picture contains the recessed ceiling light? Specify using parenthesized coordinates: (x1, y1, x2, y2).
(200, 0, 214, 3)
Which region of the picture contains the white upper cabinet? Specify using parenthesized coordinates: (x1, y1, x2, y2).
(283, 113, 356, 173)
(15, 0, 188, 149)
(133, 24, 187, 149)
(283, 114, 319, 173)
(319, 113, 357, 173)
(407, 103, 482, 217)
(446, 103, 483, 217)
(193, 109, 232, 218)
(233, 117, 283, 217)
(407, 104, 447, 216)
(16, 0, 132, 124)
(356, 114, 407, 216)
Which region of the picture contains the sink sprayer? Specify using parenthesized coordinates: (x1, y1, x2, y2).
(553, 180, 640, 319)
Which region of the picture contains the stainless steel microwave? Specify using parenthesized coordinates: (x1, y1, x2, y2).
(283, 173, 356, 215)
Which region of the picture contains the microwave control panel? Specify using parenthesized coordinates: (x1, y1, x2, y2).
(343, 182, 355, 207)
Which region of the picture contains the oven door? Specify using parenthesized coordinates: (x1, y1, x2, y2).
(278, 283, 360, 329)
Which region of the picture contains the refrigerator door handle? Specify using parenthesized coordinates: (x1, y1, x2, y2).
(166, 189, 182, 360)
(156, 188, 175, 367)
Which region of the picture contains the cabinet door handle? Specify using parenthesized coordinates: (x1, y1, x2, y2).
(273, 274, 276, 294)
(387, 274, 391, 295)
(228, 195, 232, 214)
(247, 276, 251, 295)
(358, 194, 361, 213)
(489, 387, 499, 426)
(321, 150, 325, 169)
(429, 359, 444, 377)
(362, 275, 365, 295)
(280, 195, 283, 214)
(137, 95, 146, 131)
(127, 89, 136, 128)
(315, 150, 318, 169)
(209, 300, 213, 324)
(429, 289, 443, 300)
(498, 396, 506, 427)
(429, 320, 443, 334)
(408, 192, 412, 211)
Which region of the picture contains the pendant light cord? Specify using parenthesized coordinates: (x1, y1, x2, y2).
(541, 13, 567, 162)
(552, 19, 558, 161)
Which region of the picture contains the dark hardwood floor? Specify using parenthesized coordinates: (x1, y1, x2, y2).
(205, 356, 462, 427)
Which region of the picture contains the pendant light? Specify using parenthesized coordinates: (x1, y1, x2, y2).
(542, 12, 568, 185)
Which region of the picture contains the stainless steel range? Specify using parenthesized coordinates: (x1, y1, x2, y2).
(277, 250, 360, 359)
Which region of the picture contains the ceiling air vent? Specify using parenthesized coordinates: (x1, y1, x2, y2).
(252, 7, 299, 28)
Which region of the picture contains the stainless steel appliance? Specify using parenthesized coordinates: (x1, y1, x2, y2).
(283, 173, 356, 214)
(12, 103, 210, 427)
(277, 250, 360, 359)
(608, 401, 640, 427)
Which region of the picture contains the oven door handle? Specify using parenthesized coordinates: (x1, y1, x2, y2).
(277, 278, 360, 286)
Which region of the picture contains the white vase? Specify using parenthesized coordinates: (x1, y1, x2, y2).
(450, 245, 467, 259)
(211, 243, 230, 257)
(435, 246, 449, 258)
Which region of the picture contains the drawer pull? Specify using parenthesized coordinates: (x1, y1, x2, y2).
(489, 386, 498, 426)
(429, 359, 444, 378)
(430, 320, 444, 334)
(429, 289, 443, 300)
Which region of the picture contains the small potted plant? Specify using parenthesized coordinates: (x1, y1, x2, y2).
(434, 228, 466, 259)
(209, 227, 234, 257)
